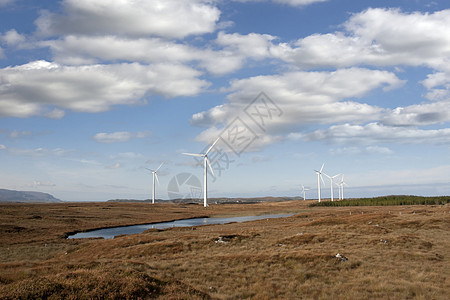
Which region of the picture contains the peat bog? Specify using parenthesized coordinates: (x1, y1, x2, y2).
(0, 200, 449, 299)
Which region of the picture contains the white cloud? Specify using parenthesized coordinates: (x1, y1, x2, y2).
(274, 8, 450, 69)
(0, 29, 26, 46)
(270, 8, 450, 100)
(216, 31, 277, 60)
(36, 0, 220, 39)
(194, 68, 403, 128)
(274, 0, 328, 6)
(298, 122, 450, 145)
(92, 131, 150, 144)
(8, 130, 32, 138)
(45, 108, 65, 119)
(421, 67, 450, 101)
(106, 163, 121, 169)
(41, 35, 200, 65)
(382, 100, 450, 126)
(233, 0, 328, 7)
(0, 60, 209, 118)
(40, 32, 283, 76)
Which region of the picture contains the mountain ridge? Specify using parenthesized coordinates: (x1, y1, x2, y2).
(0, 189, 62, 203)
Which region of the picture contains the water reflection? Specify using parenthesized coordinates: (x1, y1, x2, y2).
(68, 213, 293, 239)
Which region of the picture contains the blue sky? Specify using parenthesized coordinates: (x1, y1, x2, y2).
(1, 0, 450, 201)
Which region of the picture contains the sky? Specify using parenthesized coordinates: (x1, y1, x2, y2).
(1, 0, 450, 202)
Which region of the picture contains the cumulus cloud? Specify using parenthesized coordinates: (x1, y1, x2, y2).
(298, 122, 450, 145)
(382, 100, 450, 126)
(8, 130, 32, 138)
(190, 8, 450, 149)
(275, 8, 450, 69)
(193, 68, 403, 128)
(41, 35, 201, 65)
(41, 31, 285, 76)
(0, 29, 26, 46)
(36, 0, 220, 39)
(191, 68, 405, 151)
(274, 0, 328, 6)
(92, 131, 150, 143)
(234, 0, 328, 7)
(0, 60, 209, 118)
(216, 31, 277, 60)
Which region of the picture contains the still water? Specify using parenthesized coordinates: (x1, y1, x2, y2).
(68, 213, 294, 239)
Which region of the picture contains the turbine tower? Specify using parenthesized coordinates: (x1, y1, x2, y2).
(339, 175, 347, 200)
(146, 162, 163, 204)
(324, 173, 340, 202)
(301, 185, 310, 200)
(314, 163, 325, 202)
(183, 137, 220, 207)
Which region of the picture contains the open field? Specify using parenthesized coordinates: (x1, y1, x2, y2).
(1, 201, 449, 299)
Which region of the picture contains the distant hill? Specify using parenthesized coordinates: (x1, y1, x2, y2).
(0, 189, 62, 203)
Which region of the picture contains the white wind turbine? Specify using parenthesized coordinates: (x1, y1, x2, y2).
(146, 163, 163, 204)
(301, 185, 310, 200)
(324, 173, 340, 202)
(314, 163, 325, 202)
(183, 137, 220, 207)
(338, 174, 347, 200)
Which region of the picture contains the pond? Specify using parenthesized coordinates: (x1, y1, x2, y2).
(67, 213, 294, 239)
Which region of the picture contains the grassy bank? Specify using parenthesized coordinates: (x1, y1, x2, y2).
(1, 201, 449, 299)
(311, 195, 450, 207)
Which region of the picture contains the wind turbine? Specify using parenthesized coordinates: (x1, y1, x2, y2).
(335, 180, 342, 200)
(338, 175, 347, 200)
(324, 173, 340, 202)
(183, 137, 220, 207)
(314, 163, 325, 202)
(301, 185, 310, 200)
(146, 163, 163, 204)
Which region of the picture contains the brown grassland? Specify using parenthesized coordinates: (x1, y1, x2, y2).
(0, 200, 449, 299)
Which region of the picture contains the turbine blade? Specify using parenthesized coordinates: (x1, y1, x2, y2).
(206, 157, 214, 176)
(320, 174, 325, 185)
(155, 173, 160, 185)
(182, 152, 203, 157)
(320, 163, 324, 172)
(205, 137, 220, 155)
(155, 162, 164, 172)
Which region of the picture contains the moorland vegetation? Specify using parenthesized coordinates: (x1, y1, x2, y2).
(0, 199, 449, 299)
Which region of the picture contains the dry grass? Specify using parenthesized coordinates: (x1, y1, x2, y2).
(0, 201, 449, 299)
